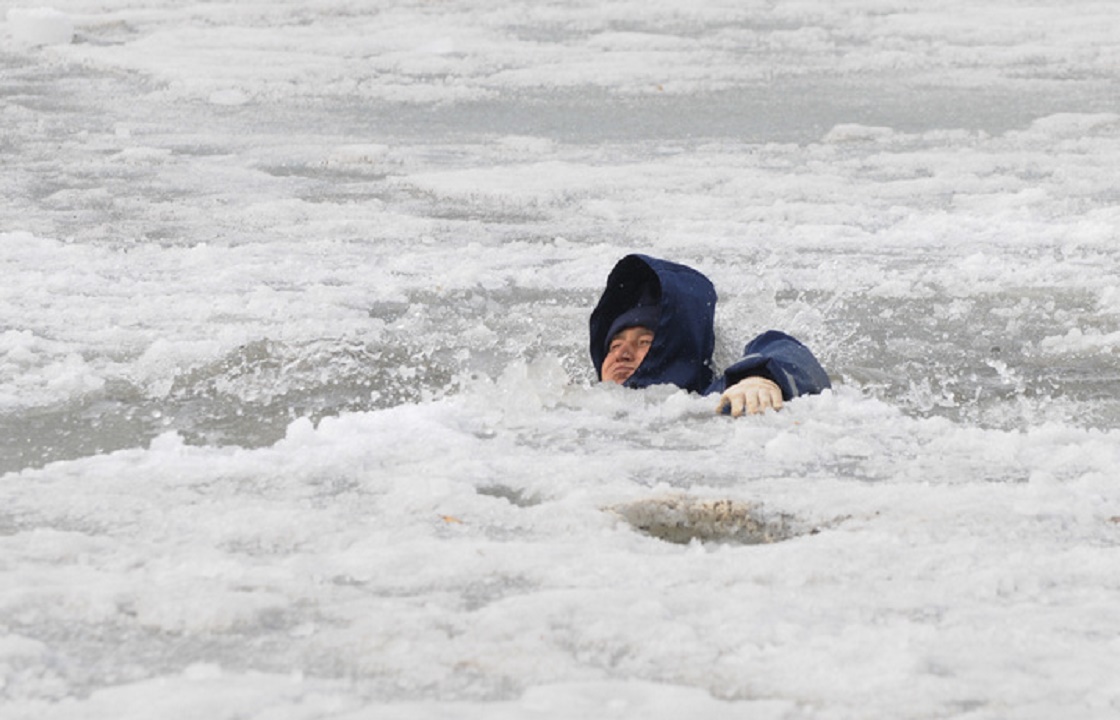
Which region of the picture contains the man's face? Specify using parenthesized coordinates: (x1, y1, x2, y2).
(601, 326, 654, 384)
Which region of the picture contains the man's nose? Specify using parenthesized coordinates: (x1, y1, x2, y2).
(616, 341, 635, 359)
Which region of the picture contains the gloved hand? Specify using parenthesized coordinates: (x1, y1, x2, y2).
(717, 376, 783, 417)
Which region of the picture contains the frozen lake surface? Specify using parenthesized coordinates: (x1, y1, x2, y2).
(2, 1, 1119, 718)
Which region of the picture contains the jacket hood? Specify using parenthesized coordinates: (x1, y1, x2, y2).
(589, 254, 717, 393)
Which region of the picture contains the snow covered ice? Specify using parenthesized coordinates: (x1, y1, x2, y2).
(2, 1, 1120, 718)
(6, 7, 73, 47)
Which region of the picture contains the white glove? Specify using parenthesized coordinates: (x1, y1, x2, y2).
(717, 376, 783, 417)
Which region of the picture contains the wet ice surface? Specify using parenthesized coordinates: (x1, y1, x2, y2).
(3, 1, 1120, 718)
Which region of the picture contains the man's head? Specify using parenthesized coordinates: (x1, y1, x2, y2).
(589, 254, 717, 392)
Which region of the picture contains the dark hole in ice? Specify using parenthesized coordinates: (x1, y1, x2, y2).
(608, 495, 806, 545)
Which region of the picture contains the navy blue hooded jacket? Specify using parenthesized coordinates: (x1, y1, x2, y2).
(589, 254, 831, 399)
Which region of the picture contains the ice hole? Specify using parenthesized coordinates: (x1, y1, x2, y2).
(608, 495, 806, 545)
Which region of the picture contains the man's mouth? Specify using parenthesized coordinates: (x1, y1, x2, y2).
(610, 366, 634, 380)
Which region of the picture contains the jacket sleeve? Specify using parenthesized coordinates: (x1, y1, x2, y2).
(712, 330, 831, 399)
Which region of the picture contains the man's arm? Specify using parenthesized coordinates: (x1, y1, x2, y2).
(712, 330, 831, 412)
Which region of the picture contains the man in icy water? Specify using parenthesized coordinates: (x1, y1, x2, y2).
(590, 254, 831, 415)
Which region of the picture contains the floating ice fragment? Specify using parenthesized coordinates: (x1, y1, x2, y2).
(1024, 112, 1120, 139)
(1039, 327, 1120, 354)
(7, 7, 74, 46)
(822, 123, 895, 144)
(148, 431, 186, 453)
(283, 416, 317, 444)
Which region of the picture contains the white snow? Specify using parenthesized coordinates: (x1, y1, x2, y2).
(6, 7, 73, 46)
(2, 0, 1119, 718)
